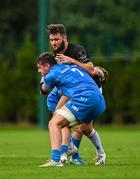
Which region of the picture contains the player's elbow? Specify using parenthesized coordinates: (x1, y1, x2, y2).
(40, 82, 50, 95)
(40, 89, 49, 95)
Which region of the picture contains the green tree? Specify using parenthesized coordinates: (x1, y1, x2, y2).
(0, 60, 13, 122)
(114, 59, 140, 124)
(13, 34, 37, 123)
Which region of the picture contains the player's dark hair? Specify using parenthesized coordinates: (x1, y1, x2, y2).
(37, 52, 56, 66)
(47, 24, 67, 35)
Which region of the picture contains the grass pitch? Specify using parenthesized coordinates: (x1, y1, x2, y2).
(0, 126, 140, 179)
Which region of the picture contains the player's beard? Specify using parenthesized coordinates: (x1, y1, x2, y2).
(53, 40, 65, 56)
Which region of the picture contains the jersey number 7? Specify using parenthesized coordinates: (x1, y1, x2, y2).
(71, 68, 84, 77)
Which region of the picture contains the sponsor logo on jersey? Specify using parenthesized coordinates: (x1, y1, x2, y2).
(71, 104, 79, 112)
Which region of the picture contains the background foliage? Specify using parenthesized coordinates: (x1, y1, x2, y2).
(0, 0, 140, 124)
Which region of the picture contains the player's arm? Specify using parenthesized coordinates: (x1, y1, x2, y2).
(40, 76, 51, 94)
(92, 67, 104, 78)
(55, 53, 94, 76)
(55, 95, 69, 112)
(93, 66, 109, 88)
(71, 60, 94, 76)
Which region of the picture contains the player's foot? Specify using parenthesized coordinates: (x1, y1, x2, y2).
(61, 143, 78, 163)
(95, 153, 106, 165)
(61, 153, 68, 163)
(70, 156, 86, 165)
(39, 160, 63, 167)
(67, 143, 78, 156)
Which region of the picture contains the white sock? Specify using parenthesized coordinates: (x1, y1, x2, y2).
(87, 129, 105, 155)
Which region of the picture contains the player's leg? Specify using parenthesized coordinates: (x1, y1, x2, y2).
(69, 94, 106, 166)
(70, 127, 86, 165)
(88, 96, 106, 165)
(68, 117, 106, 165)
(79, 123, 106, 165)
(40, 106, 78, 167)
(47, 89, 73, 159)
(53, 95, 78, 162)
(50, 106, 78, 165)
(60, 127, 70, 163)
(87, 128, 106, 165)
(60, 126, 82, 164)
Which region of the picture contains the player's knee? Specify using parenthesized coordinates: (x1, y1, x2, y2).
(73, 126, 83, 134)
(55, 108, 77, 128)
(73, 127, 83, 139)
(49, 115, 69, 130)
(78, 123, 93, 136)
(48, 119, 61, 130)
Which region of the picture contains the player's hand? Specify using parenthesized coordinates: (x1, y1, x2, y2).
(92, 66, 109, 84)
(40, 76, 44, 84)
(55, 53, 75, 64)
(92, 67, 104, 78)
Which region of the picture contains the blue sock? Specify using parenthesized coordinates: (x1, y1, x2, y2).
(71, 136, 81, 159)
(60, 144, 68, 154)
(51, 149, 61, 162)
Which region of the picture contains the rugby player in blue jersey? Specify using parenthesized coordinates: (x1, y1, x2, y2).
(37, 52, 106, 167)
(45, 24, 106, 165)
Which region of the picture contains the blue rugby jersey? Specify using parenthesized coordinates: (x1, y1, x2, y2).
(44, 63, 101, 98)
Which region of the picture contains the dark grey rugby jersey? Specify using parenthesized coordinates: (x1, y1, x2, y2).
(64, 43, 103, 88)
(64, 43, 91, 63)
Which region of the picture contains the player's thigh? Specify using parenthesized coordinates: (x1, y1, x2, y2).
(55, 106, 78, 128)
(49, 113, 69, 129)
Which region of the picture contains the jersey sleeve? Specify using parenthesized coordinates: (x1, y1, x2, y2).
(75, 45, 91, 63)
(44, 71, 56, 89)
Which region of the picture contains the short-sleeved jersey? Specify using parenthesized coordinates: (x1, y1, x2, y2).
(44, 64, 101, 99)
(63, 43, 90, 64)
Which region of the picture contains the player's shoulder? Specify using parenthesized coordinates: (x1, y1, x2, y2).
(68, 43, 85, 51)
(50, 64, 67, 72)
(66, 43, 90, 63)
(68, 43, 88, 58)
(47, 64, 59, 76)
